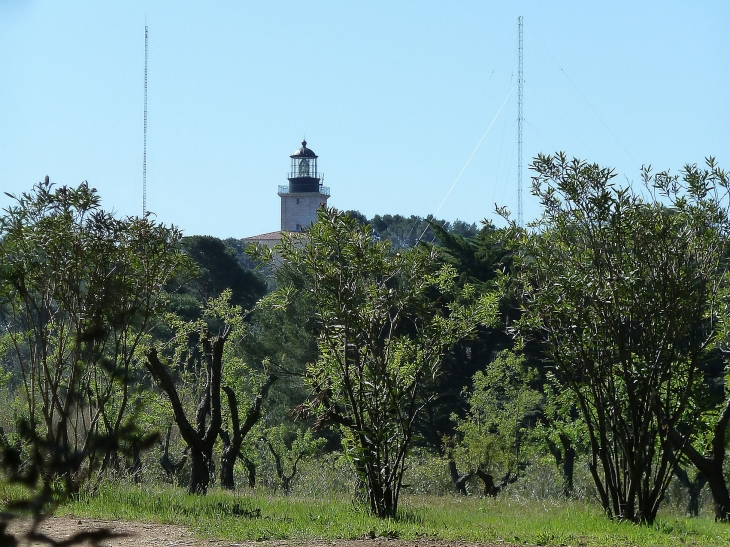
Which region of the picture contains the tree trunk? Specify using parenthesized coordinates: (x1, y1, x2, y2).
(188, 451, 210, 495)
(145, 331, 227, 497)
(668, 394, 730, 522)
(240, 455, 256, 488)
(263, 436, 305, 494)
(448, 460, 473, 495)
(218, 376, 277, 490)
(670, 454, 707, 517)
(219, 430, 236, 490)
(669, 438, 730, 521)
(475, 469, 499, 497)
(702, 464, 730, 521)
(560, 434, 576, 497)
(128, 442, 142, 484)
(159, 425, 189, 484)
(687, 474, 707, 517)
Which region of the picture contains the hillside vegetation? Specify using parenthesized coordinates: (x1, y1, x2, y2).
(1, 156, 730, 545)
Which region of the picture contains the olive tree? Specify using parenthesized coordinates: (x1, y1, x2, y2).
(148, 291, 231, 494)
(146, 289, 277, 494)
(452, 350, 542, 496)
(259, 209, 497, 518)
(507, 154, 730, 524)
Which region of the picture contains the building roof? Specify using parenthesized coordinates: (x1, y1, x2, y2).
(243, 230, 283, 242)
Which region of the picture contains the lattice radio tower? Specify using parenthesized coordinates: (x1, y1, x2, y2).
(143, 25, 148, 216)
(517, 16, 523, 227)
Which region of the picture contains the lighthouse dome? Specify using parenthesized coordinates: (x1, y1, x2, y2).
(290, 140, 318, 159)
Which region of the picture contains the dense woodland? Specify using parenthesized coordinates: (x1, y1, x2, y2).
(1, 155, 730, 532)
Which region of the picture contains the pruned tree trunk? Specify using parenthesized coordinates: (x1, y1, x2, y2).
(159, 425, 189, 484)
(448, 460, 474, 495)
(669, 394, 730, 522)
(188, 452, 210, 495)
(219, 375, 277, 490)
(475, 469, 499, 497)
(707, 471, 730, 522)
(547, 433, 576, 498)
(127, 442, 142, 484)
(474, 468, 519, 497)
(145, 328, 227, 495)
(240, 455, 257, 488)
(560, 434, 576, 497)
(219, 429, 236, 491)
(672, 461, 707, 517)
(264, 436, 305, 494)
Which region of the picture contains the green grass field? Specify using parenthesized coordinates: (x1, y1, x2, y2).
(33, 483, 728, 546)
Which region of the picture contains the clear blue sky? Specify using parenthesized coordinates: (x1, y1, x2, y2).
(1, 1, 728, 238)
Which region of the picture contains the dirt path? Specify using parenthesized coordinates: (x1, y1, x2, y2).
(7, 517, 205, 546)
(5, 517, 508, 547)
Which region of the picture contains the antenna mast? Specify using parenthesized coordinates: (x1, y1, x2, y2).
(517, 16, 523, 227)
(143, 25, 148, 215)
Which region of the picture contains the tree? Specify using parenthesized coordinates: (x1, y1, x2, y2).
(0, 178, 186, 495)
(506, 154, 730, 524)
(533, 373, 586, 498)
(258, 209, 498, 518)
(654, 160, 730, 523)
(145, 291, 238, 495)
(261, 425, 325, 493)
(451, 350, 542, 496)
(0, 178, 185, 546)
(432, 218, 582, 496)
(219, 374, 277, 489)
(668, 372, 730, 521)
(179, 235, 267, 312)
(239, 259, 318, 410)
(341, 211, 478, 249)
(419, 221, 516, 453)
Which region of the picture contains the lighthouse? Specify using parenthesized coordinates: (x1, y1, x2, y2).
(278, 140, 330, 232)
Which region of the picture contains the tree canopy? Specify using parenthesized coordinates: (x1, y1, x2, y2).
(506, 153, 730, 524)
(256, 208, 498, 517)
(0, 178, 187, 498)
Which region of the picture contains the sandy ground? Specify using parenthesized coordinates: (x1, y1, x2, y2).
(4, 517, 509, 547)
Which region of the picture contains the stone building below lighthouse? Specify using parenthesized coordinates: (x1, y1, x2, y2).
(243, 140, 330, 248)
(278, 140, 330, 232)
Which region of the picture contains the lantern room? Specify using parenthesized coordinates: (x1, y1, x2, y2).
(287, 140, 320, 192)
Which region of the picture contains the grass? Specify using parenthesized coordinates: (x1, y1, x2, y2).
(40, 483, 730, 546)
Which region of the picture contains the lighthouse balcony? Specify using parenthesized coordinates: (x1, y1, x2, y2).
(278, 184, 330, 196)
